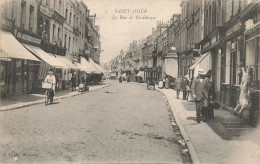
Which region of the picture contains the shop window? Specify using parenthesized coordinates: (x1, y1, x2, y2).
(245, 39, 256, 80)
(225, 41, 231, 84)
(216, 50, 221, 90)
(29, 5, 34, 32)
(20, 1, 26, 29)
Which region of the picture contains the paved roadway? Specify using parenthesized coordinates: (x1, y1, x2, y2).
(0, 80, 186, 163)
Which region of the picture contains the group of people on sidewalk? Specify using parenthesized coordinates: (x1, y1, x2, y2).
(175, 69, 218, 123)
(191, 69, 218, 123)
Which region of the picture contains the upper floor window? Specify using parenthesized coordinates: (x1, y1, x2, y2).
(29, 5, 34, 32)
(69, 12, 72, 25)
(20, 1, 26, 29)
(59, 0, 62, 13)
(65, 9, 68, 20)
(74, 14, 76, 26)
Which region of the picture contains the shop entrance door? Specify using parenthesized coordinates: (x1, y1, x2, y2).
(230, 52, 237, 107)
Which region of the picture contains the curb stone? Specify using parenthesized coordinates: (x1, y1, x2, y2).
(156, 88, 201, 164)
(0, 83, 110, 111)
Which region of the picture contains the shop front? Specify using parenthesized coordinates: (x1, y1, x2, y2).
(242, 7, 260, 125)
(0, 30, 40, 97)
(221, 19, 244, 108)
(23, 44, 69, 92)
(144, 67, 158, 83)
(199, 29, 223, 101)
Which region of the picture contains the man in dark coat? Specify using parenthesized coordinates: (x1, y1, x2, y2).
(71, 74, 76, 91)
(191, 69, 209, 123)
(182, 77, 188, 100)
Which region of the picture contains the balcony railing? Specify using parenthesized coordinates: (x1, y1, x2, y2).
(41, 40, 67, 56)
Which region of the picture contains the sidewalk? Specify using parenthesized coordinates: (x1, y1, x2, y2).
(157, 87, 260, 164)
(0, 82, 110, 111)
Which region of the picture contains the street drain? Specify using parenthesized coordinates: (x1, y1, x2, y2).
(104, 91, 112, 94)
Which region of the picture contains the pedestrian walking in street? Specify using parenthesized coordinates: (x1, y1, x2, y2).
(127, 77, 130, 83)
(158, 78, 164, 89)
(187, 77, 195, 101)
(191, 68, 209, 123)
(175, 76, 182, 99)
(165, 76, 169, 89)
(182, 76, 189, 100)
(44, 68, 56, 103)
(71, 74, 76, 91)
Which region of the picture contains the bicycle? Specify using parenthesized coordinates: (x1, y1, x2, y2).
(42, 81, 54, 106)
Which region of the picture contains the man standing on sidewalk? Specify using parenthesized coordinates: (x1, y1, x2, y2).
(191, 69, 209, 123)
(71, 74, 77, 91)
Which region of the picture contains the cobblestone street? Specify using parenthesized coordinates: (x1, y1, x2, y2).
(0, 80, 186, 163)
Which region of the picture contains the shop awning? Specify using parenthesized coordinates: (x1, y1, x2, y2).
(74, 62, 85, 71)
(136, 71, 144, 78)
(189, 53, 209, 70)
(94, 63, 108, 74)
(88, 58, 102, 74)
(0, 30, 39, 61)
(56, 56, 79, 70)
(80, 57, 99, 74)
(23, 44, 68, 68)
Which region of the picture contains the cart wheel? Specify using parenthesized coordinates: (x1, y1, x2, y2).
(45, 90, 49, 106)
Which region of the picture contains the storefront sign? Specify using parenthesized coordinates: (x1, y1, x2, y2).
(203, 42, 210, 49)
(16, 32, 41, 45)
(40, 4, 54, 17)
(52, 11, 65, 24)
(226, 22, 242, 37)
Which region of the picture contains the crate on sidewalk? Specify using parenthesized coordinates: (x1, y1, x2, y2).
(42, 82, 53, 89)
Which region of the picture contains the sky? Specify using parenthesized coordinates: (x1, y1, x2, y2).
(83, 0, 181, 64)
